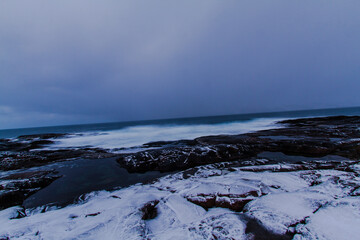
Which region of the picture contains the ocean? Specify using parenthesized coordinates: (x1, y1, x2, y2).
(1, 107, 360, 151)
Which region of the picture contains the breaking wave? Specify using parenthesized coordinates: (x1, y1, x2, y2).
(48, 118, 284, 151)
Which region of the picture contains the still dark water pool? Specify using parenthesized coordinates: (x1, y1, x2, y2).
(23, 158, 169, 208)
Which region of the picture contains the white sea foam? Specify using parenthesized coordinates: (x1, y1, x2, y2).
(47, 118, 284, 151)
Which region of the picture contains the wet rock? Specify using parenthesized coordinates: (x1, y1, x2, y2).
(0, 149, 116, 171)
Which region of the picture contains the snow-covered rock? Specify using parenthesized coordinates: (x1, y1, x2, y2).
(1, 161, 360, 239)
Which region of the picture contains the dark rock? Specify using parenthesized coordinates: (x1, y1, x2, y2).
(187, 192, 259, 212)
(1, 115, 360, 212)
(142, 139, 197, 148)
(2, 170, 55, 180)
(0, 133, 66, 152)
(182, 168, 199, 179)
(244, 216, 294, 240)
(216, 198, 253, 212)
(111, 195, 121, 199)
(117, 116, 360, 173)
(279, 115, 360, 127)
(3, 115, 360, 175)
(85, 212, 101, 217)
(187, 195, 216, 210)
(0, 171, 61, 210)
(140, 200, 159, 220)
(12, 206, 27, 219)
(17, 133, 67, 140)
(0, 148, 116, 171)
(0, 191, 27, 210)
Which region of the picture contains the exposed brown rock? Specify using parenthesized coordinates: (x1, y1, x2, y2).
(187, 192, 259, 212)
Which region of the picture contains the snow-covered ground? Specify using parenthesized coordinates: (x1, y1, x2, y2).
(1, 161, 359, 240)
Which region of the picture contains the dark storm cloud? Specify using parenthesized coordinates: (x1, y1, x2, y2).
(1, 0, 360, 128)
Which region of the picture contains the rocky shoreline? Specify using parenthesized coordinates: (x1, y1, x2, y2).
(0, 115, 360, 239)
(0, 170, 60, 211)
(1, 115, 360, 210)
(117, 116, 360, 172)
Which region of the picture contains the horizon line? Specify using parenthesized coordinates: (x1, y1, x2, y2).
(1, 105, 360, 132)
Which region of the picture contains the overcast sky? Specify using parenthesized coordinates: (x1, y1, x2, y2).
(1, 1, 360, 129)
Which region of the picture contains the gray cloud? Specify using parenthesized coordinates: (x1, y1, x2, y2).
(1, 1, 360, 129)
